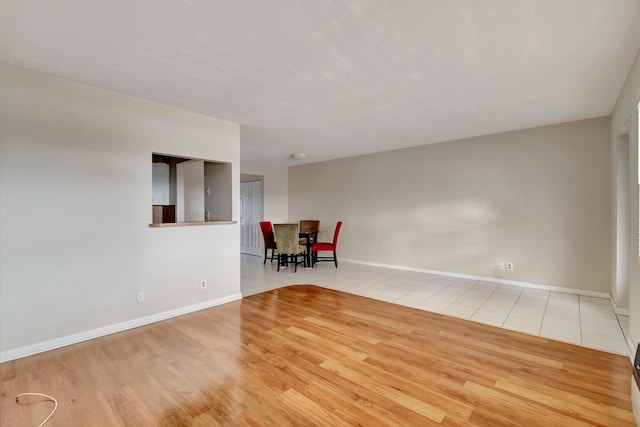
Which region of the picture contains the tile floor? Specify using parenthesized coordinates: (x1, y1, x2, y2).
(241, 254, 631, 356)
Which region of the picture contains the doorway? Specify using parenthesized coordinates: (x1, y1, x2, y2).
(614, 122, 631, 310)
(240, 178, 263, 255)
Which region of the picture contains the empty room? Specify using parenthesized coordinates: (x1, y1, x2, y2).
(2, 1, 640, 426)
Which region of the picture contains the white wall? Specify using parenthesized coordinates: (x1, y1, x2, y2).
(289, 117, 611, 292)
(0, 63, 241, 358)
(240, 159, 289, 223)
(610, 48, 640, 423)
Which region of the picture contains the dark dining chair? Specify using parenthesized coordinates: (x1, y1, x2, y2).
(311, 221, 342, 268)
(259, 221, 277, 264)
(299, 219, 320, 248)
(299, 220, 320, 268)
(273, 223, 306, 272)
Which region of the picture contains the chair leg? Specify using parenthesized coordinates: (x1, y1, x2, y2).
(270, 248, 276, 262)
(333, 250, 338, 268)
(277, 254, 281, 272)
(263, 248, 268, 265)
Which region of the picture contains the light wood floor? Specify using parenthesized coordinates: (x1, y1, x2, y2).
(1, 285, 635, 426)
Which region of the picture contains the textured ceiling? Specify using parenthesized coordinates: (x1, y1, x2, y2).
(1, 1, 639, 165)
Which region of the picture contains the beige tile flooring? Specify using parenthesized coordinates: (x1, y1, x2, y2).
(241, 254, 631, 356)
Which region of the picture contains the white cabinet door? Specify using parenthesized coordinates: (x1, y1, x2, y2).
(176, 160, 204, 222)
(152, 162, 170, 204)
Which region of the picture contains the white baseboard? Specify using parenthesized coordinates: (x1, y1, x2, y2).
(614, 304, 630, 316)
(610, 294, 629, 316)
(0, 293, 242, 363)
(342, 259, 612, 299)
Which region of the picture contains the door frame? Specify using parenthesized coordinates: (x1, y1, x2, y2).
(614, 121, 631, 311)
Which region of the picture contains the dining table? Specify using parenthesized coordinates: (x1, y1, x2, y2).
(298, 231, 314, 268)
(272, 223, 321, 269)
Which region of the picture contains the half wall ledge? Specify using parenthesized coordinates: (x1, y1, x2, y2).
(149, 221, 237, 228)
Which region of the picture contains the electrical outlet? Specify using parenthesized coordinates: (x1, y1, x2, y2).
(136, 291, 145, 303)
(506, 262, 514, 271)
(200, 279, 207, 289)
(498, 262, 505, 271)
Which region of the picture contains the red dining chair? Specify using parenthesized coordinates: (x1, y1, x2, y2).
(259, 221, 277, 264)
(311, 221, 342, 268)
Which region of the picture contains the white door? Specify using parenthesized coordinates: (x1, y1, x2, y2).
(240, 180, 263, 255)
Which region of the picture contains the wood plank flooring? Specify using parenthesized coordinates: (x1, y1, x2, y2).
(1, 285, 635, 426)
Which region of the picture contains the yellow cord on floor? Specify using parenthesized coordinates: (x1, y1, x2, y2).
(16, 392, 58, 427)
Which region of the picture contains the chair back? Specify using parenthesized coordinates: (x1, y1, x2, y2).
(299, 220, 320, 233)
(259, 221, 275, 249)
(332, 221, 343, 247)
(273, 223, 303, 255)
(299, 220, 320, 242)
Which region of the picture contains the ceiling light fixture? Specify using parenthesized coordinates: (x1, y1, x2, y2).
(291, 152, 307, 160)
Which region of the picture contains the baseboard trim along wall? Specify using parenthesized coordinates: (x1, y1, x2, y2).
(0, 293, 243, 363)
(613, 303, 630, 316)
(343, 259, 612, 299)
(627, 337, 636, 360)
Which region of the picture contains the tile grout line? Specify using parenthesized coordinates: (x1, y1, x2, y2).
(615, 313, 630, 343)
(451, 280, 501, 323)
(578, 295, 584, 346)
(433, 278, 480, 317)
(464, 281, 495, 321)
(536, 292, 551, 336)
(498, 286, 524, 328)
(432, 279, 466, 314)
